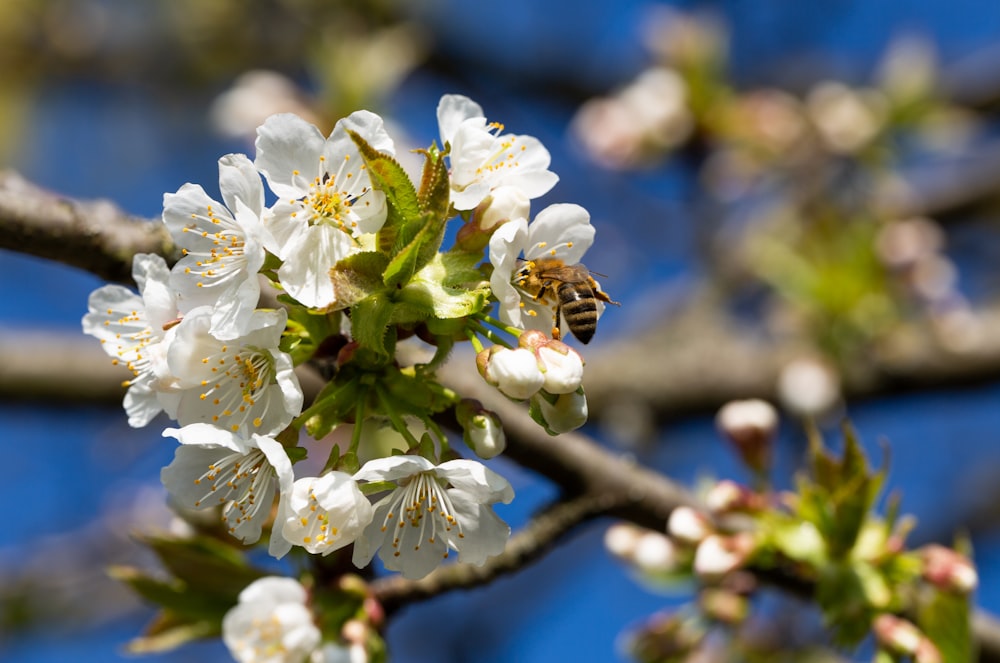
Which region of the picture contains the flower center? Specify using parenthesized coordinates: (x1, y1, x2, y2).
(191, 448, 273, 535)
(181, 204, 246, 288)
(199, 345, 275, 431)
(382, 472, 464, 559)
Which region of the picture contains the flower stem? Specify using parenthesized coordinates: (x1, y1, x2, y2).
(480, 314, 524, 338)
(348, 387, 368, 456)
(469, 318, 513, 348)
(375, 383, 421, 450)
(465, 327, 485, 354)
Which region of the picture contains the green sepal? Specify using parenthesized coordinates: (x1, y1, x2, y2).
(379, 147, 451, 288)
(299, 370, 365, 439)
(330, 251, 391, 310)
(336, 450, 360, 474)
(350, 294, 397, 361)
(396, 251, 491, 320)
(346, 129, 420, 254)
(816, 562, 879, 647)
(528, 390, 561, 437)
(282, 306, 341, 365)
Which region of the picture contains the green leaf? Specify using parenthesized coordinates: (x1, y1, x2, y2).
(347, 129, 420, 254)
(125, 610, 219, 654)
(330, 251, 391, 309)
(917, 588, 973, 663)
(138, 534, 266, 600)
(350, 294, 396, 360)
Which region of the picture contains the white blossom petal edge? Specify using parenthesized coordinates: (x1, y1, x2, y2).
(160, 424, 294, 551)
(162, 153, 271, 340)
(82, 253, 180, 427)
(437, 94, 558, 211)
(223, 576, 321, 663)
(351, 455, 514, 579)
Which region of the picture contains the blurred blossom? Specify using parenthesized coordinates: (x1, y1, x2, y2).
(605, 522, 643, 560)
(715, 398, 778, 474)
(211, 70, 322, 141)
(571, 67, 692, 169)
(875, 217, 944, 270)
(667, 506, 712, 544)
(806, 82, 887, 154)
(718, 89, 808, 159)
(640, 6, 726, 70)
(633, 530, 679, 573)
(776, 356, 841, 418)
(910, 254, 958, 303)
(877, 35, 937, 108)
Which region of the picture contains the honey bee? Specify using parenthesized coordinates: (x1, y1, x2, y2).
(514, 257, 620, 344)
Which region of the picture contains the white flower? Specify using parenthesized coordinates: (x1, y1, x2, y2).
(667, 506, 712, 544)
(530, 389, 589, 434)
(279, 472, 373, 556)
(82, 253, 180, 427)
(437, 94, 558, 210)
(255, 111, 394, 310)
(488, 203, 596, 332)
(352, 455, 514, 579)
(480, 346, 545, 400)
(163, 153, 271, 340)
(223, 576, 321, 663)
(536, 343, 585, 394)
(161, 424, 294, 556)
(163, 307, 303, 436)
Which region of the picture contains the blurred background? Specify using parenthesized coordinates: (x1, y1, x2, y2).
(5, 0, 1000, 661)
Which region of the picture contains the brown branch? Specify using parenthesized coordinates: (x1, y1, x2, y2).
(371, 492, 613, 616)
(0, 170, 174, 284)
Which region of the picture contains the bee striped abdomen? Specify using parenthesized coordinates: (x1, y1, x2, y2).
(558, 282, 598, 344)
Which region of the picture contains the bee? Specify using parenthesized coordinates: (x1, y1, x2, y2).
(514, 257, 620, 344)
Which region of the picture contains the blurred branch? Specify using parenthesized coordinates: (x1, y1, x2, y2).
(0, 171, 173, 284)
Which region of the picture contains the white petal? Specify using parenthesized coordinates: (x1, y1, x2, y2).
(437, 94, 484, 146)
(436, 459, 515, 504)
(218, 153, 265, 218)
(448, 496, 510, 566)
(255, 113, 326, 200)
(353, 454, 436, 483)
(277, 225, 356, 309)
(123, 384, 163, 428)
(333, 109, 396, 157)
(525, 203, 595, 264)
(163, 423, 251, 452)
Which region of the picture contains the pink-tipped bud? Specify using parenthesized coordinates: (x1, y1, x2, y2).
(703, 479, 765, 514)
(604, 522, 643, 561)
(633, 531, 679, 573)
(518, 329, 551, 351)
(693, 533, 755, 578)
(537, 343, 585, 394)
(480, 346, 545, 400)
(873, 614, 923, 656)
(715, 399, 778, 474)
(920, 544, 978, 594)
(667, 506, 712, 544)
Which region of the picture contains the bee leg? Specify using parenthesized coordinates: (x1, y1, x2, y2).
(551, 307, 562, 340)
(588, 277, 621, 306)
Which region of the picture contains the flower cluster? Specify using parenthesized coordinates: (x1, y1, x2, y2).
(83, 94, 614, 661)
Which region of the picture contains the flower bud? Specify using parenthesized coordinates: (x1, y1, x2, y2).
(633, 531, 679, 573)
(920, 544, 978, 594)
(715, 399, 777, 474)
(693, 533, 755, 578)
(456, 399, 507, 459)
(667, 506, 712, 544)
(873, 614, 922, 656)
(479, 346, 544, 400)
(456, 186, 530, 252)
(777, 357, 841, 417)
(703, 479, 765, 514)
(536, 343, 585, 394)
(604, 522, 643, 561)
(531, 389, 589, 434)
